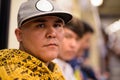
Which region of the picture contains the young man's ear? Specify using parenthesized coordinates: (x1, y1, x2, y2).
(15, 28, 22, 42)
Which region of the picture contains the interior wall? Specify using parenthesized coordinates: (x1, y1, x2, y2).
(8, 0, 27, 48)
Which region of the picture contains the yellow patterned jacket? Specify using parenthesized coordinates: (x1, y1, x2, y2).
(0, 49, 65, 80)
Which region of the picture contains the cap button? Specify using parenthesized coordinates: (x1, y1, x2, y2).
(36, 0, 54, 12)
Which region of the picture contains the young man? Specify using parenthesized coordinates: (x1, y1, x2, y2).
(69, 22, 97, 80)
(53, 17, 83, 80)
(0, 0, 72, 79)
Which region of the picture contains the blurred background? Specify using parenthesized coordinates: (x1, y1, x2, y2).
(0, 0, 120, 80)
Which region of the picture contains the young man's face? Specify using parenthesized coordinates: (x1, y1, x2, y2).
(15, 16, 64, 62)
(58, 27, 79, 61)
(79, 32, 92, 51)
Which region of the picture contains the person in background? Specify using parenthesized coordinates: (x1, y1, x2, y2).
(53, 17, 84, 80)
(0, 0, 72, 79)
(69, 21, 97, 80)
(105, 19, 120, 80)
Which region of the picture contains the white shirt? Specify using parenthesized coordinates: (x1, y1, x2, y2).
(53, 58, 76, 80)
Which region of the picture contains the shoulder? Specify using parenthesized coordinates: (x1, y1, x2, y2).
(0, 49, 18, 65)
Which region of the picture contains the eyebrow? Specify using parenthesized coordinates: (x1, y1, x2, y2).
(55, 19, 64, 23)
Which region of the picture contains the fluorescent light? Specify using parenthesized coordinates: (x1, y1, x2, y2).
(90, 0, 103, 6)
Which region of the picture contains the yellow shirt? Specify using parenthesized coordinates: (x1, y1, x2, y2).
(0, 49, 65, 80)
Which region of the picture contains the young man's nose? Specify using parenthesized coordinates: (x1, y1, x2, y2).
(46, 27, 56, 38)
(70, 39, 77, 48)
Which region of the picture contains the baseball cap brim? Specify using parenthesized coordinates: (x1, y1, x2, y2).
(20, 12, 72, 27)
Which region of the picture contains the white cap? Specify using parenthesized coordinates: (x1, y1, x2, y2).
(18, 0, 72, 27)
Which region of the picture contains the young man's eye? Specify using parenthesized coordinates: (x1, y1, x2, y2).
(64, 34, 72, 39)
(38, 24, 45, 28)
(54, 24, 62, 28)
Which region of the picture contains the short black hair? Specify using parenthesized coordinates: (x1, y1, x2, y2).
(82, 22, 94, 34)
(64, 17, 84, 38)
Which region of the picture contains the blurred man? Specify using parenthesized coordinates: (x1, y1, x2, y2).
(69, 21, 97, 80)
(53, 17, 83, 80)
(105, 19, 120, 80)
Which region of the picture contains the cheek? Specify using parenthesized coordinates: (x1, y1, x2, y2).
(61, 41, 67, 51)
(22, 31, 42, 45)
(76, 44, 79, 50)
(58, 30, 64, 42)
(22, 34, 34, 47)
(63, 39, 70, 48)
